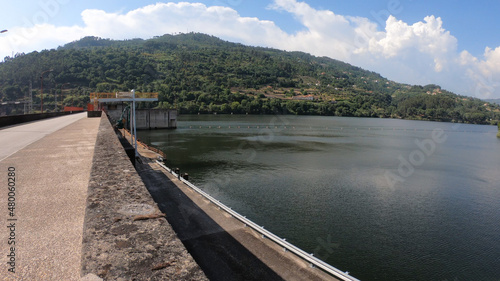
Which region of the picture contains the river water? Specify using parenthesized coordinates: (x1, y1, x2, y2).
(138, 115, 500, 281)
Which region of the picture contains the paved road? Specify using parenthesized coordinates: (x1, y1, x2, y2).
(0, 113, 87, 162)
(0, 114, 100, 280)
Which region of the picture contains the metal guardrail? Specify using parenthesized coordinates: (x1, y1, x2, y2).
(155, 160, 360, 281)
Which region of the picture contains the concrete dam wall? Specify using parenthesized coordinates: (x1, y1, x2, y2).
(104, 103, 177, 130)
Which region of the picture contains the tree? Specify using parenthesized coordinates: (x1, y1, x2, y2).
(2, 85, 22, 101)
(230, 101, 241, 113)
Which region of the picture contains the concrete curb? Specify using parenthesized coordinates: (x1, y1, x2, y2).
(80, 114, 207, 280)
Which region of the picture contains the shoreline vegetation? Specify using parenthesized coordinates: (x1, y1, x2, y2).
(1, 33, 499, 126)
(178, 111, 497, 126)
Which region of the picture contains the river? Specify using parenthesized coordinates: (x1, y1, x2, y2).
(138, 115, 500, 281)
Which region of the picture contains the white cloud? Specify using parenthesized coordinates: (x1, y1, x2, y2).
(462, 47, 500, 98)
(480, 47, 500, 76)
(0, 2, 287, 59)
(77, 2, 290, 50)
(0, 0, 499, 98)
(268, 0, 499, 98)
(1, 24, 85, 57)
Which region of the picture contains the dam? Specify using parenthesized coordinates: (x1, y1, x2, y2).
(0, 112, 358, 280)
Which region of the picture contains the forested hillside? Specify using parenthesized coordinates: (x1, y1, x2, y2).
(1, 32, 499, 124)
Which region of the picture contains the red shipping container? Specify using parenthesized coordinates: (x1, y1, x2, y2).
(64, 106, 84, 112)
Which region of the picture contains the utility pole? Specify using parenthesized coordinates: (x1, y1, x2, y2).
(40, 69, 53, 113)
(58, 83, 70, 111)
(24, 81, 28, 114)
(29, 81, 33, 114)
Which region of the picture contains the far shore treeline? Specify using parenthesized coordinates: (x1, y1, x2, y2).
(1, 33, 499, 125)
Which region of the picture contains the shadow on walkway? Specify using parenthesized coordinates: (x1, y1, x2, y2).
(136, 160, 284, 281)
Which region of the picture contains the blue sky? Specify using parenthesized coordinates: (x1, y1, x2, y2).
(1, 0, 500, 98)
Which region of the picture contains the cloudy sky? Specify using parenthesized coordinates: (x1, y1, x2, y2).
(1, 0, 499, 99)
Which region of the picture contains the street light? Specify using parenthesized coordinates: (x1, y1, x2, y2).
(40, 69, 53, 113)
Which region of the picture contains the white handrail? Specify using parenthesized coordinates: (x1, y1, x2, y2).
(155, 160, 360, 281)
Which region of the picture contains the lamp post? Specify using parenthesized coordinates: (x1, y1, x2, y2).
(40, 69, 53, 113)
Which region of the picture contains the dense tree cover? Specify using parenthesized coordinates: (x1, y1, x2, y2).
(1, 33, 499, 124)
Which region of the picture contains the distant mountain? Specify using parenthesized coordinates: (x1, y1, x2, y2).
(484, 99, 500, 105)
(0, 32, 499, 124)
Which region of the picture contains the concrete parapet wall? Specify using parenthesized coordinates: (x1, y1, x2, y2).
(87, 111, 102, 118)
(80, 114, 206, 280)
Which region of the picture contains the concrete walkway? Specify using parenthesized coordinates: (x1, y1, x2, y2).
(0, 115, 100, 280)
(0, 113, 90, 162)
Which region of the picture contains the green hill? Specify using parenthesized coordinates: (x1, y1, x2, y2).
(1, 32, 499, 124)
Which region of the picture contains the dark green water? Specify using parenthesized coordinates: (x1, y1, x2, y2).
(138, 115, 500, 281)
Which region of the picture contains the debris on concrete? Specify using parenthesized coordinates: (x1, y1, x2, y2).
(133, 213, 166, 221)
